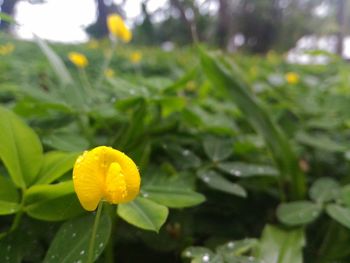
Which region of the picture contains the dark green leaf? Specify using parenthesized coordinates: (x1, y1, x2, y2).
(141, 185, 205, 208)
(203, 137, 233, 162)
(197, 170, 246, 197)
(277, 201, 321, 226)
(309, 177, 340, 203)
(218, 162, 278, 177)
(326, 204, 350, 229)
(44, 210, 111, 263)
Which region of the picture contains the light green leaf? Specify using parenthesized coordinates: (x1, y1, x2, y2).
(326, 204, 350, 229)
(0, 201, 20, 215)
(0, 106, 43, 188)
(25, 181, 84, 221)
(203, 137, 233, 162)
(35, 36, 73, 86)
(141, 185, 205, 208)
(309, 177, 340, 203)
(199, 48, 305, 199)
(277, 201, 321, 226)
(258, 225, 305, 263)
(44, 210, 111, 263)
(197, 170, 246, 197)
(117, 196, 168, 232)
(218, 162, 278, 177)
(35, 151, 80, 184)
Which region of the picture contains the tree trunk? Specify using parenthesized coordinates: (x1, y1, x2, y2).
(0, 0, 19, 32)
(336, 0, 345, 56)
(216, 0, 230, 48)
(170, 0, 198, 43)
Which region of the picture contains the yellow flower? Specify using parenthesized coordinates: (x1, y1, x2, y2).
(68, 52, 88, 68)
(285, 72, 299, 85)
(130, 51, 142, 64)
(0, 43, 15, 55)
(104, 68, 115, 78)
(107, 14, 132, 43)
(73, 146, 141, 211)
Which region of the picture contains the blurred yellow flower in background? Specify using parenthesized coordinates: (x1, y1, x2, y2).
(68, 52, 88, 68)
(73, 146, 141, 211)
(130, 51, 142, 64)
(107, 14, 132, 43)
(285, 72, 299, 85)
(104, 68, 115, 78)
(0, 43, 15, 55)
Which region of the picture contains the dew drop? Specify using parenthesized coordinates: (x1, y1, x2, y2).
(142, 192, 149, 198)
(51, 255, 56, 259)
(72, 232, 77, 238)
(231, 169, 241, 176)
(182, 150, 190, 156)
(7, 245, 11, 251)
(227, 241, 235, 248)
(99, 242, 104, 248)
(202, 254, 210, 262)
(184, 251, 192, 257)
(80, 250, 85, 255)
(76, 260, 82, 263)
(202, 176, 210, 183)
(110, 97, 116, 103)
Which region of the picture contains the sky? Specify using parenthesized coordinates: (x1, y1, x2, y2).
(14, 0, 167, 43)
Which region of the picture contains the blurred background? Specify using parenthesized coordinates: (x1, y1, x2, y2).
(0, 0, 349, 58)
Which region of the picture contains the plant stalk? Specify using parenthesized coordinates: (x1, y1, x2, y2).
(87, 202, 104, 263)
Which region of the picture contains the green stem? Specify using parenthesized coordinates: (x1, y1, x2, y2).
(105, 205, 117, 263)
(87, 202, 104, 263)
(95, 39, 117, 90)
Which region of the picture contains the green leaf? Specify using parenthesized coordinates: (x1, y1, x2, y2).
(296, 132, 347, 152)
(0, 106, 43, 188)
(218, 162, 278, 177)
(44, 210, 111, 263)
(0, 175, 19, 203)
(309, 177, 340, 203)
(258, 225, 305, 263)
(34, 36, 73, 86)
(141, 185, 205, 208)
(326, 204, 350, 229)
(216, 238, 259, 257)
(203, 137, 233, 162)
(35, 151, 80, 184)
(0, 201, 20, 215)
(117, 196, 168, 232)
(43, 133, 89, 152)
(25, 181, 84, 221)
(197, 170, 247, 197)
(340, 185, 350, 207)
(199, 47, 305, 199)
(277, 201, 321, 226)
